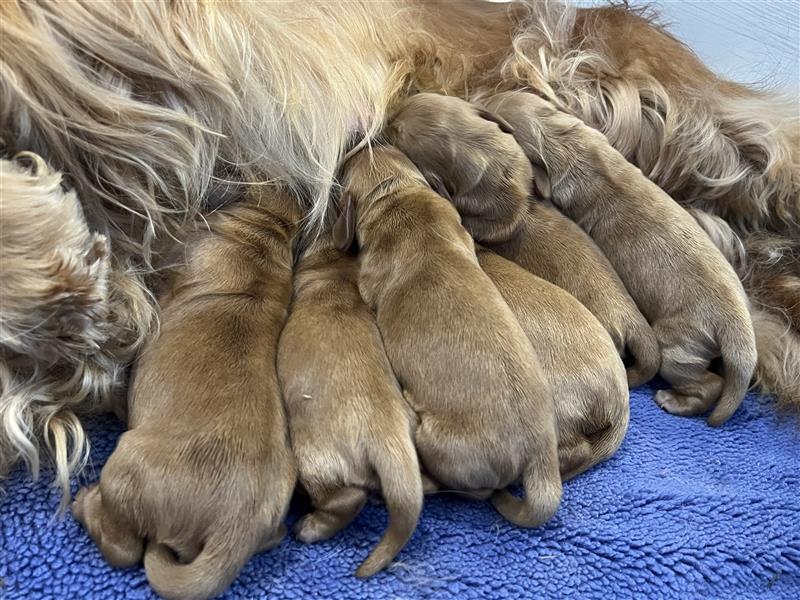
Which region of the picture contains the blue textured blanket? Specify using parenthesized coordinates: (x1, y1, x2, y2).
(2, 384, 799, 599)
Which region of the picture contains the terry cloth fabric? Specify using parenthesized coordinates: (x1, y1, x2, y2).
(2, 384, 799, 599)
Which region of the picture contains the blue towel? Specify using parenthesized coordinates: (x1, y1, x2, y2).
(2, 384, 799, 599)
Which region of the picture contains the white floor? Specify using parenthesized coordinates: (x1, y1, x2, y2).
(630, 0, 798, 95)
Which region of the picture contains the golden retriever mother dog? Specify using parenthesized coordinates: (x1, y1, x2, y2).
(1, 0, 797, 502)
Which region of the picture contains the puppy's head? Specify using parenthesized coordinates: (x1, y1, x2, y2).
(385, 93, 533, 244)
(0, 154, 111, 363)
(478, 91, 576, 201)
(334, 146, 429, 250)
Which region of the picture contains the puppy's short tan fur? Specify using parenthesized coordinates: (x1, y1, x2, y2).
(72, 188, 300, 600)
(385, 92, 532, 244)
(492, 201, 660, 387)
(337, 145, 561, 527)
(278, 233, 422, 577)
(483, 91, 757, 426)
(478, 250, 629, 479)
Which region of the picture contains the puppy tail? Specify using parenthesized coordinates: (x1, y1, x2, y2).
(623, 320, 661, 388)
(357, 431, 424, 578)
(707, 311, 758, 427)
(751, 307, 800, 414)
(144, 527, 257, 600)
(490, 448, 562, 528)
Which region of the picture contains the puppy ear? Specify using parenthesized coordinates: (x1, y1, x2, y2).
(476, 108, 515, 135)
(427, 173, 453, 202)
(530, 161, 552, 200)
(332, 192, 356, 251)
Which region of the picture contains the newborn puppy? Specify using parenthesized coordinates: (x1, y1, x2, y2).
(384, 92, 532, 244)
(492, 201, 660, 387)
(278, 232, 422, 578)
(478, 249, 629, 480)
(336, 145, 561, 527)
(72, 187, 300, 600)
(483, 91, 757, 426)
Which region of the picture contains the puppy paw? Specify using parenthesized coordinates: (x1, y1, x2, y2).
(293, 514, 333, 544)
(655, 389, 715, 417)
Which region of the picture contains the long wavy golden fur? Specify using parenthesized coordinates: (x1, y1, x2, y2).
(1, 0, 798, 499)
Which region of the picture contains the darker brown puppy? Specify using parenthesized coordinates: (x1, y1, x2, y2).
(337, 145, 561, 528)
(72, 187, 300, 600)
(492, 201, 660, 387)
(385, 92, 532, 244)
(483, 91, 757, 426)
(278, 232, 422, 578)
(478, 249, 629, 480)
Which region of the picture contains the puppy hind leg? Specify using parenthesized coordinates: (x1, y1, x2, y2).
(654, 333, 723, 418)
(256, 523, 287, 553)
(557, 433, 594, 482)
(72, 485, 144, 567)
(293, 486, 368, 544)
(560, 416, 628, 481)
(420, 471, 439, 494)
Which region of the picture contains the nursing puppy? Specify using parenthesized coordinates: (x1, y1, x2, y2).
(492, 201, 660, 387)
(336, 145, 561, 527)
(478, 249, 629, 480)
(384, 93, 532, 244)
(72, 187, 300, 600)
(483, 91, 757, 426)
(278, 233, 422, 577)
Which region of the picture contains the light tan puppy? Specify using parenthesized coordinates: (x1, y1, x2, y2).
(478, 249, 629, 480)
(336, 145, 561, 528)
(482, 91, 757, 426)
(72, 187, 300, 600)
(491, 201, 660, 387)
(384, 92, 533, 244)
(278, 233, 422, 578)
